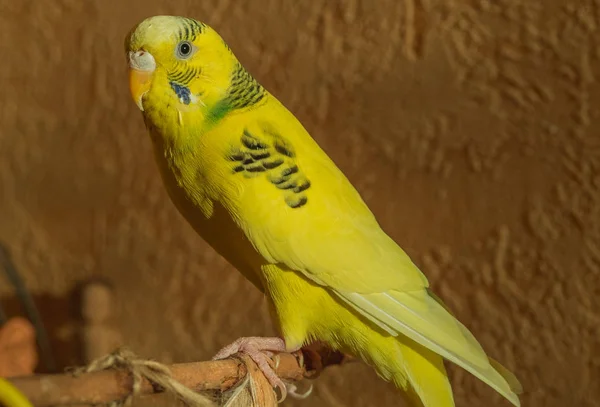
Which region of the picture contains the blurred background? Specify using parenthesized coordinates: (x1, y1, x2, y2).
(0, 0, 598, 406)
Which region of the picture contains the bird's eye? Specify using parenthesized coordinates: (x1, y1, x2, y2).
(176, 41, 194, 59)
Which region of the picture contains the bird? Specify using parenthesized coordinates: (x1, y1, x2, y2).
(124, 15, 523, 407)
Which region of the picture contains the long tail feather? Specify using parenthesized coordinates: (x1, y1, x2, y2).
(395, 338, 455, 407)
(337, 289, 522, 406)
(352, 329, 455, 407)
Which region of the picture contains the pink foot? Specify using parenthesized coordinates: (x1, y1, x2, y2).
(212, 336, 300, 402)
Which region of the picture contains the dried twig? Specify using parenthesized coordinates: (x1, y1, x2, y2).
(6, 344, 353, 406)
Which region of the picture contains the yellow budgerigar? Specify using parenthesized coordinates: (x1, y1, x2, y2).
(125, 15, 522, 406)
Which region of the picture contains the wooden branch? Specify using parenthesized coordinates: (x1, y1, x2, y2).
(6, 345, 352, 406)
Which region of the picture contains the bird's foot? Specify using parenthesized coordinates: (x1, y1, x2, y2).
(272, 351, 313, 400)
(212, 336, 300, 402)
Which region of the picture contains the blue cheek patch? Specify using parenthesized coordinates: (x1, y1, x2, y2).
(170, 81, 191, 105)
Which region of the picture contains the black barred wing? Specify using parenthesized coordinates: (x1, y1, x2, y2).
(227, 129, 311, 209)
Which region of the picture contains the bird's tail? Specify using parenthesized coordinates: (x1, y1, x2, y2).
(354, 323, 522, 407)
(338, 288, 522, 406)
(393, 338, 456, 407)
(355, 330, 455, 407)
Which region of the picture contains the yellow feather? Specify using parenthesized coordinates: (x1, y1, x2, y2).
(125, 15, 523, 407)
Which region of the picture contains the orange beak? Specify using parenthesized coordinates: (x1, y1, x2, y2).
(128, 68, 153, 111)
(128, 50, 156, 111)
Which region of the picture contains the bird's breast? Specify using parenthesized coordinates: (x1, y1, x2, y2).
(150, 137, 267, 290)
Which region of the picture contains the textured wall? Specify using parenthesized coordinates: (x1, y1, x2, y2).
(0, 0, 598, 406)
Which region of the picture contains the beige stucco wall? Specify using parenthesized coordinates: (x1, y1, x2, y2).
(0, 1, 598, 406)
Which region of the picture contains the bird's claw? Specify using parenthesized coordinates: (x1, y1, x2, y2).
(286, 382, 314, 399)
(272, 378, 313, 403)
(213, 337, 306, 403)
(212, 336, 286, 361)
(271, 352, 312, 402)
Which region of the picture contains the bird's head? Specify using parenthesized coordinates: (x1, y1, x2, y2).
(125, 16, 242, 114)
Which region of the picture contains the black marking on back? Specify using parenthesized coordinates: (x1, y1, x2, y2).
(228, 128, 311, 209)
(250, 151, 270, 160)
(276, 180, 298, 190)
(246, 165, 266, 173)
(270, 176, 287, 185)
(224, 63, 265, 110)
(287, 196, 308, 208)
(263, 159, 284, 169)
(222, 39, 232, 52)
(274, 141, 294, 158)
(293, 180, 311, 193)
(281, 166, 299, 176)
(242, 130, 268, 150)
(228, 151, 245, 161)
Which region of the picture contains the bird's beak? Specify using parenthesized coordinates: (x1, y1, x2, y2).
(128, 50, 156, 111)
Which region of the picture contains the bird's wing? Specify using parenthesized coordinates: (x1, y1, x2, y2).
(227, 122, 429, 294)
(228, 123, 521, 405)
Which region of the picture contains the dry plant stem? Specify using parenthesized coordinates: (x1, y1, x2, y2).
(7, 346, 352, 406)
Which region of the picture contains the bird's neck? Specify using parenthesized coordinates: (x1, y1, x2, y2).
(146, 61, 267, 133)
(203, 62, 267, 123)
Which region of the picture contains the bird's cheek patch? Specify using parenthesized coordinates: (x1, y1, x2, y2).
(170, 81, 192, 105)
